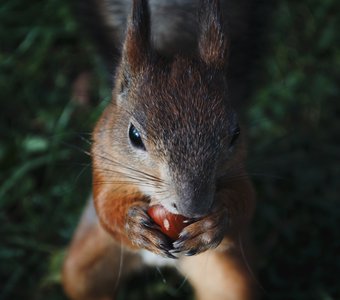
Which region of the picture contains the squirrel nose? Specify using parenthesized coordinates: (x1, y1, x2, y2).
(176, 189, 214, 218)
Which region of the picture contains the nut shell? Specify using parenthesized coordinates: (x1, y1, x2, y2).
(147, 205, 191, 240)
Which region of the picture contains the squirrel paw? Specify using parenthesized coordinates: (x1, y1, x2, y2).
(171, 210, 228, 256)
(125, 206, 177, 259)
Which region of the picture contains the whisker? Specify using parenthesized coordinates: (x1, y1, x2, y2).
(114, 241, 125, 292)
(93, 167, 166, 187)
(74, 162, 92, 183)
(93, 151, 166, 185)
(237, 234, 266, 293)
(248, 172, 284, 180)
(92, 181, 161, 189)
(78, 134, 93, 146)
(59, 140, 91, 157)
(222, 172, 284, 183)
(155, 266, 167, 284)
(176, 273, 189, 292)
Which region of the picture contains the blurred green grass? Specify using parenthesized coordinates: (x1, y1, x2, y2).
(0, 0, 339, 299)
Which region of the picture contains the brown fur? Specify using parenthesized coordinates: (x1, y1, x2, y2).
(63, 0, 257, 299)
(199, 0, 229, 67)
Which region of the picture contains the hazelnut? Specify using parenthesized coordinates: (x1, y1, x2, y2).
(147, 205, 191, 240)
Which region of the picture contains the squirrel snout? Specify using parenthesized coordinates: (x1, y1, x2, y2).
(175, 191, 214, 219)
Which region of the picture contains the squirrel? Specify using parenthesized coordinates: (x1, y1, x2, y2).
(63, 0, 258, 299)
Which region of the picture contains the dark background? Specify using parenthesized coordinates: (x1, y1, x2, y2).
(0, 0, 339, 299)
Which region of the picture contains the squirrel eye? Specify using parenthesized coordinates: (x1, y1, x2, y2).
(229, 126, 240, 148)
(129, 124, 146, 150)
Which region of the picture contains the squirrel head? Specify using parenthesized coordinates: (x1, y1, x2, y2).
(93, 0, 244, 218)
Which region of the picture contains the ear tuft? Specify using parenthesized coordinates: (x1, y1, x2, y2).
(198, 0, 228, 67)
(123, 0, 151, 73)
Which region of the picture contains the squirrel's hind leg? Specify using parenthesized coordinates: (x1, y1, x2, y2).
(62, 198, 142, 300)
(178, 241, 257, 300)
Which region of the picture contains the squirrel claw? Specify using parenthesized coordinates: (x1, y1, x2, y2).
(172, 239, 185, 249)
(126, 205, 177, 258)
(141, 219, 160, 230)
(170, 210, 228, 255)
(165, 251, 178, 259)
(185, 249, 198, 256)
(169, 248, 181, 254)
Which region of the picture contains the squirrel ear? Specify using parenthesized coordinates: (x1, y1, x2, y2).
(122, 0, 151, 73)
(198, 0, 228, 67)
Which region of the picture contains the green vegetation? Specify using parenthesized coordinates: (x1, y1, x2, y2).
(0, 0, 339, 299)
(249, 1, 339, 299)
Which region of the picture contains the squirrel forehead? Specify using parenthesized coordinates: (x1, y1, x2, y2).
(132, 57, 230, 120)
(126, 58, 233, 154)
